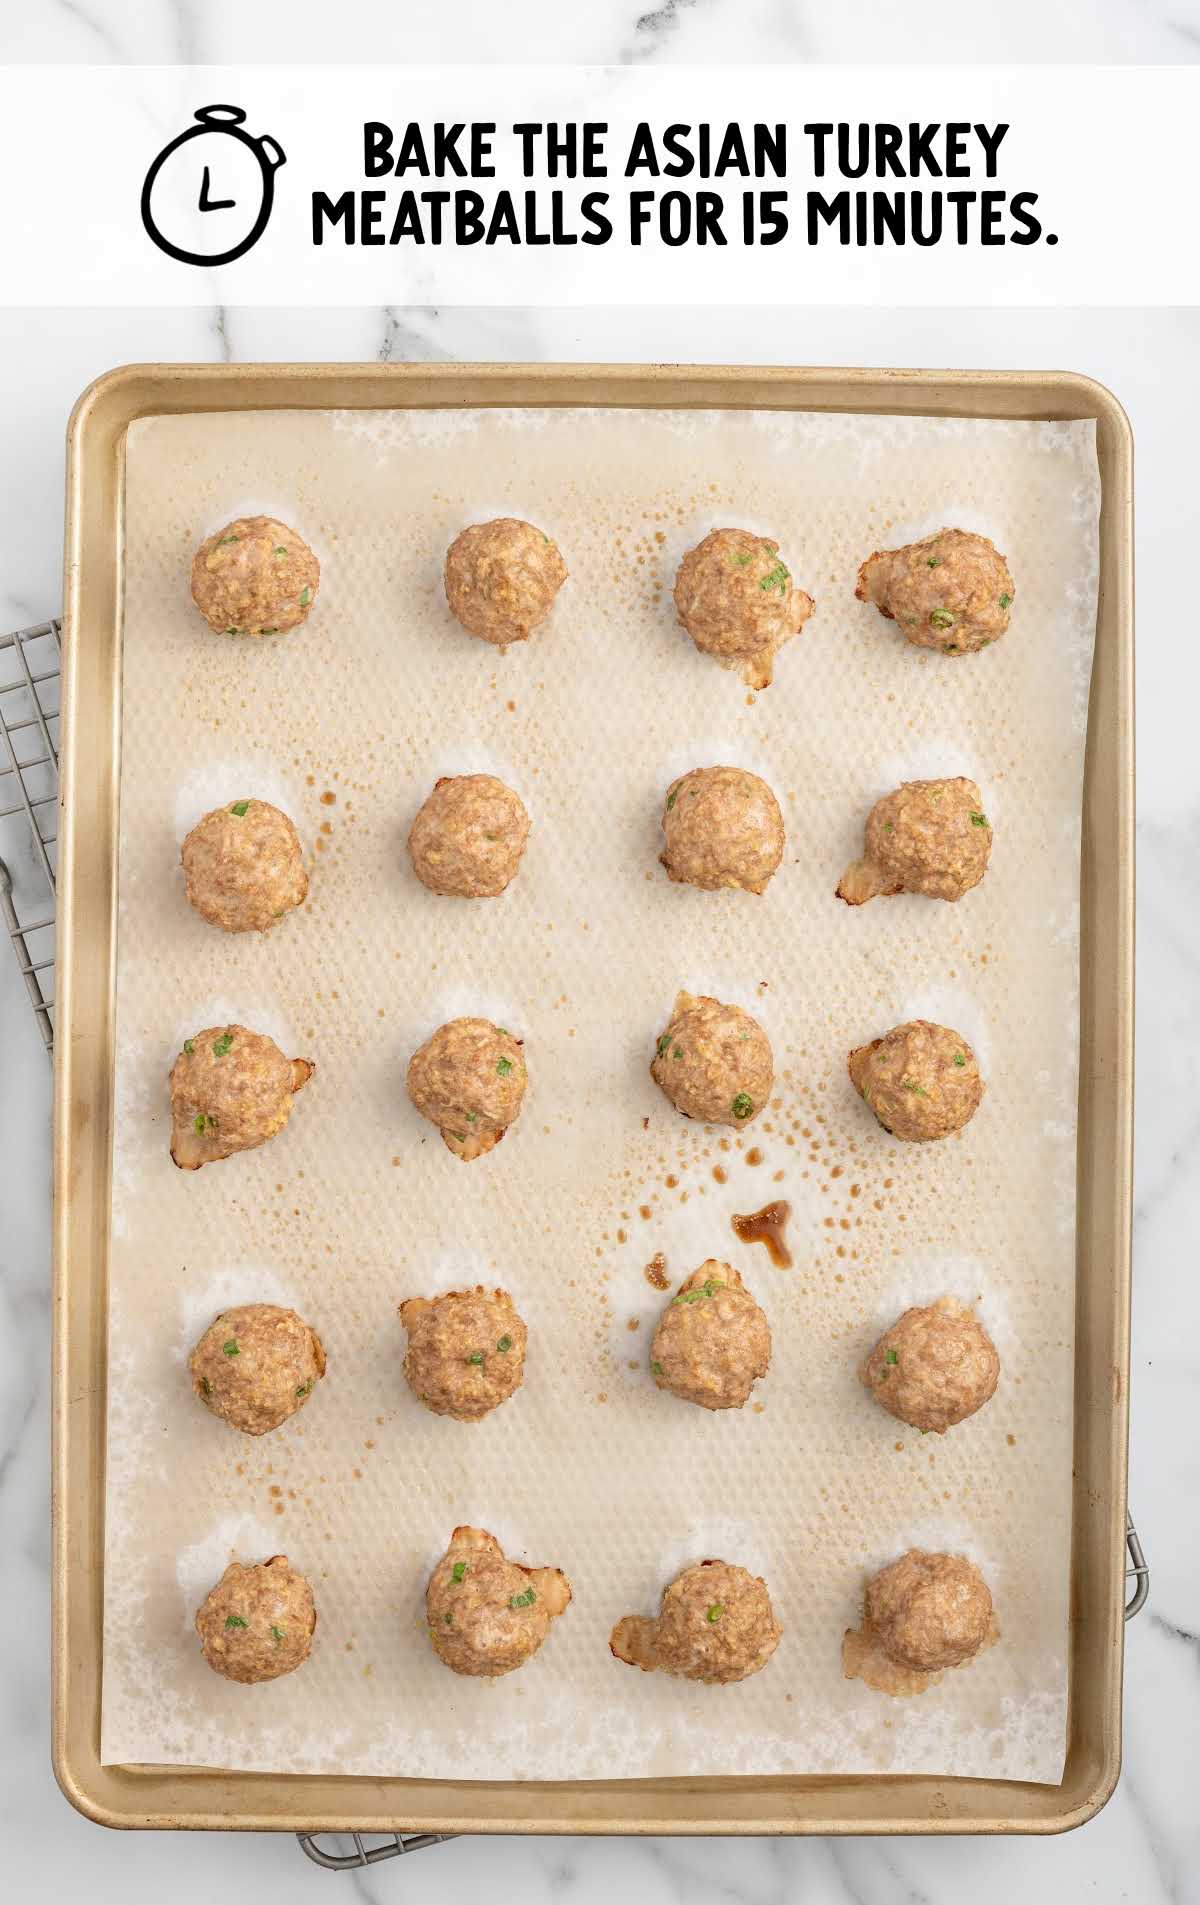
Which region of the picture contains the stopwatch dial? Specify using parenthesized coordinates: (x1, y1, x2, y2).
(145, 129, 267, 263)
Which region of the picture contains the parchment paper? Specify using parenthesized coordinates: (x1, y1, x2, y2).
(101, 402, 1099, 1783)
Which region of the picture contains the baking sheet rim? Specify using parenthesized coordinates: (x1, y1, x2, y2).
(51, 359, 1133, 1836)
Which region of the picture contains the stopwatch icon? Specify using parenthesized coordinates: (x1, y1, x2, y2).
(141, 105, 286, 267)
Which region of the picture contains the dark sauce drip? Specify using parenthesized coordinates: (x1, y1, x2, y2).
(643, 1252, 670, 1290)
(731, 1200, 792, 1269)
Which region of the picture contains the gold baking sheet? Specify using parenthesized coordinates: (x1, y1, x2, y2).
(53, 364, 1133, 1834)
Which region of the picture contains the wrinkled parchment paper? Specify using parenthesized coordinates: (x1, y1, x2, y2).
(101, 403, 1099, 1783)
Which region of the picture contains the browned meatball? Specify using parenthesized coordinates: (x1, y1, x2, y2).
(865, 1549, 994, 1672)
(837, 779, 992, 906)
(426, 1525, 571, 1677)
(399, 1287, 526, 1421)
(651, 990, 772, 1129)
(444, 518, 567, 647)
(862, 1297, 1000, 1434)
(406, 1017, 527, 1161)
(651, 1260, 770, 1411)
(673, 528, 815, 688)
(189, 1303, 326, 1436)
(856, 528, 1013, 656)
(849, 1020, 983, 1142)
(611, 1559, 781, 1685)
(190, 516, 319, 638)
(408, 775, 530, 899)
(169, 1025, 314, 1170)
(182, 798, 308, 933)
(195, 1555, 316, 1683)
(660, 766, 785, 894)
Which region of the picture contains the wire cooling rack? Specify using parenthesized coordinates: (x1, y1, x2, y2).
(0, 619, 59, 1052)
(0, 615, 1148, 1869)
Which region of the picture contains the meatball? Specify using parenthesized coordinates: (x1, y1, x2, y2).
(444, 517, 567, 647)
(864, 1549, 994, 1673)
(837, 779, 992, 906)
(610, 1559, 781, 1685)
(673, 528, 814, 689)
(189, 1303, 326, 1436)
(190, 516, 319, 638)
(169, 1025, 314, 1170)
(651, 990, 772, 1129)
(660, 766, 785, 895)
(181, 797, 308, 933)
(399, 1287, 527, 1421)
(426, 1525, 571, 1677)
(849, 1020, 982, 1142)
(862, 1297, 1000, 1434)
(856, 527, 1013, 656)
(406, 1017, 527, 1161)
(194, 1555, 316, 1683)
(408, 775, 530, 899)
(651, 1259, 771, 1411)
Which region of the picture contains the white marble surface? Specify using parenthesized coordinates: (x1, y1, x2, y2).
(2, 4, 1200, 1901)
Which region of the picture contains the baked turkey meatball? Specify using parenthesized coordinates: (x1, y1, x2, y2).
(673, 528, 814, 689)
(399, 1287, 526, 1421)
(189, 1303, 326, 1436)
(862, 1297, 1000, 1434)
(195, 1555, 316, 1683)
(660, 765, 785, 894)
(864, 1549, 994, 1673)
(182, 797, 308, 933)
(444, 517, 567, 647)
(849, 1020, 982, 1142)
(408, 774, 530, 899)
(426, 1525, 571, 1677)
(856, 527, 1013, 656)
(406, 1017, 527, 1161)
(169, 1025, 314, 1170)
(837, 779, 992, 906)
(651, 990, 772, 1129)
(611, 1559, 781, 1684)
(651, 1260, 771, 1410)
(190, 516, 319, 638)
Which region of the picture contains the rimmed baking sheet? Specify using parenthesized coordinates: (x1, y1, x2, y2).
(98, 399, 1099, 1786)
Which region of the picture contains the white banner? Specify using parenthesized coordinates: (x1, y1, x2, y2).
(1, 64, 1196, 305)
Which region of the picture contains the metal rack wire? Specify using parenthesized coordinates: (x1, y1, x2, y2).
(297, 1832, 453, 1872)
(0, 619, 59, 1053)
(0, 615, 1148, 1867)
(1125, 1515, 1150, 1620)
